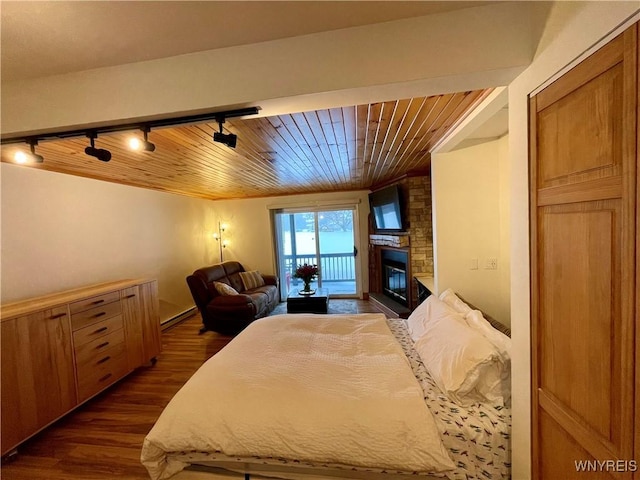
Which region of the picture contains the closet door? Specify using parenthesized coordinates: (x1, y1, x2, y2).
(530, 24, 637, 479)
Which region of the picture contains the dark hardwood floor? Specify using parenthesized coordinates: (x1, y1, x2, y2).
(1, 300, 379, 479)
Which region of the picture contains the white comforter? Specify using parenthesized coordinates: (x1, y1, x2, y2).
(141, 313, 455, 479)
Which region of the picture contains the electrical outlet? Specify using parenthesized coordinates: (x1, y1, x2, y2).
(485, 257, 498, 270)
(470, 258, 478, 270)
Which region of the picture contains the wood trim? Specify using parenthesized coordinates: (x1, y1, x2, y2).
(620, 22, 638, 466)
(528, 94, 541, 480)
(537, 176, 623, 206)
(635, 21, 640, 480)
(1, 278, 151, 321)
(370, 168, 431, 192)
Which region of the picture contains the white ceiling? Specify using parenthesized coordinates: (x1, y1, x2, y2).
(1, 1, 493, 82)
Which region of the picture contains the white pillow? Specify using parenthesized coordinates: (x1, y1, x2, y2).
(439, 288, 473, 316)
(413, 310, 506, 406)
(464, 310, 512, 406)
(406, 295, 460, 342)
(465, 309, 512, 360)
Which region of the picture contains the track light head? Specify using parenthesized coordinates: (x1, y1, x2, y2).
(212, 116, 237, 148)
(85, 132, 111, 162)
(14, 139, 44, 164)
(129, 127, 156, 152)
(213, 131, 237, 148)
(128, 138, 156, 152)
(84, 146, 112, 162)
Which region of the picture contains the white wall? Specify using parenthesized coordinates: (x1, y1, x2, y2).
(210, 190, 371, 295)
(0, 164, 371, 319)
(0, 163, 220, 321)
(508, 4, 639, 479)
(432, 135, 510, 325)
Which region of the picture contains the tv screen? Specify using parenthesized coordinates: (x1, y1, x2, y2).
(369, 185, 405, 233)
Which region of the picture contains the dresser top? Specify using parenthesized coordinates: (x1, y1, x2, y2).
(1, 278, 153, 321)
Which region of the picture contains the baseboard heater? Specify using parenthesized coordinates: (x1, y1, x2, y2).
(161, 306, 197, 331)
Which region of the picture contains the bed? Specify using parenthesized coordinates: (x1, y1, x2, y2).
(141, 291, 512, 480)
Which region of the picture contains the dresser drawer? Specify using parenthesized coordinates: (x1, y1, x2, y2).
(71, 301, 122, 331)
(76, 342, 129, 402)
(74, 328, 125, 365)
(73, 315, 123, 347)
(69, 290, 120, 315)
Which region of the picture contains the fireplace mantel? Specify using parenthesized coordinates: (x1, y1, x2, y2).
(369, 234, 410, 248)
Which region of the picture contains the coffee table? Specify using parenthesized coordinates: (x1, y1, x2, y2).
(286, 287, 329, 314)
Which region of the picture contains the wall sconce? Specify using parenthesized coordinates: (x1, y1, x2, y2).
(213, 221, 229, 262)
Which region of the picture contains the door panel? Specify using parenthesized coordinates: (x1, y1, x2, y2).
(1, 308, 77, 452)
(540, 411, 612, 480)
(539, 201, 621, 445)
(537, 64, 623, 187)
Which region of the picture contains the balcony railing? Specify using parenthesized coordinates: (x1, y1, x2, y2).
(284, 253, 355, 282)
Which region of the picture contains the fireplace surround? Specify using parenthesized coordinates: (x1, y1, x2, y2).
(380, 248, 409, 306)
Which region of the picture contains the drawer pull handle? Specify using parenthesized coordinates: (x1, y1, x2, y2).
(93, 326, 108, 334)
(92, 299, 105, 305)
(50, 313, 66, 319)
(99, 373, 112, 382)
(97, 356, 111, 365)
(125, 294, 136, 299)
(93, 312, 107, 318)
(96, 342, 110, 349)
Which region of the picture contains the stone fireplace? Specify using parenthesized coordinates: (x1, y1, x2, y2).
(368, 173, 433, 317)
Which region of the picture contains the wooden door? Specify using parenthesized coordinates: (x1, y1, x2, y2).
(530, 24, 638, 479)
(1, 306, 77, 454)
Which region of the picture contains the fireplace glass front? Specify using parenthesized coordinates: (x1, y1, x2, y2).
(380, 249, 409, 306)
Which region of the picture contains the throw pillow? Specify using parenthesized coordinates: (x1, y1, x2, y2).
(214, 281, 238, 296)
(239, 270, 265, 290)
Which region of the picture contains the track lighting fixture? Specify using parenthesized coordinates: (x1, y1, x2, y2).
(14, 139, 44, 164)
(1, 107, 260, 157)
(213, 116, 237, 148)
(84, 132, 112, 162)
(128, 126, 156, 152)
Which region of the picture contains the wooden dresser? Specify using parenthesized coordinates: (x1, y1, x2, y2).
(1, 279, 161, 456)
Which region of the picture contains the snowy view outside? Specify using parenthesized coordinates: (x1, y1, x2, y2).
(281, 231, 353, 255)
(277, 210, 357, 293)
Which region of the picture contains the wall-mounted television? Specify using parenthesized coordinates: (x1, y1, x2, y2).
(368, 185, 405, 233)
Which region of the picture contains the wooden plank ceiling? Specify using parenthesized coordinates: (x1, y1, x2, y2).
(1, 89, 491, 200)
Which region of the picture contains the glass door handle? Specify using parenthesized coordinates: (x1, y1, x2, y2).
(353, 246, 358, 257)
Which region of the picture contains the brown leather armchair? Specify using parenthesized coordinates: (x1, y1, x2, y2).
(186, 261, 279, 334)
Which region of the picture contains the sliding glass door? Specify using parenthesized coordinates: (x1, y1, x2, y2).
(274, 208, 359, 299)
